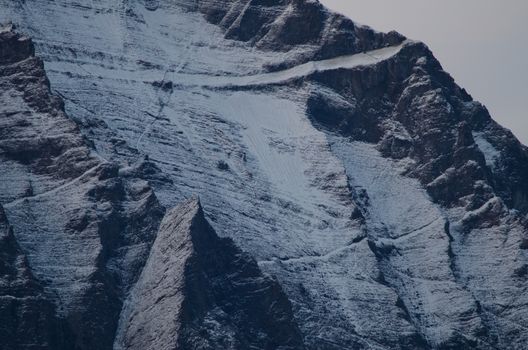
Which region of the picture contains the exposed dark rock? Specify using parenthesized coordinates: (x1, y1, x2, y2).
(116, 198, 305, 350)
(0, 205, 72, 350)
(217, 160, 230, 170)
(0, 24, 165, 350)
(197, 0, 405, 69)
(0, 23, 34, 64)
(302, 39, 528, 218)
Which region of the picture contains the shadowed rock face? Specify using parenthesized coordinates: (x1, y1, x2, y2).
(305, 41, 528, 216)
(0, 24, 34, 64)
(0, 24, 165, 350)
(116, 198, 305, 350)
(1, 1, 528, 349)
(301, 39, 528, 350)
(0, 204, 72, 350)
(0, 26, 99, 202)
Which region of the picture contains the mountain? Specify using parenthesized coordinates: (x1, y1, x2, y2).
(1, 1, 527, 349)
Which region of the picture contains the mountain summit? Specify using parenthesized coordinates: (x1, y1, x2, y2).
(1, 1, 527, 349)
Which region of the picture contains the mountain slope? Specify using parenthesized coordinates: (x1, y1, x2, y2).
(1, 1, 528, 349)
(0, 24, 165, 349)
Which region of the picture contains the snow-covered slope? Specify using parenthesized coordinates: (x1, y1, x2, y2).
(1, 1, 528, 349)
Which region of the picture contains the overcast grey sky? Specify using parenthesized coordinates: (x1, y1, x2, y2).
(321, 0, 528, 145)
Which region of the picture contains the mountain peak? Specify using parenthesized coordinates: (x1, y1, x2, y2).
(116, 197, 304, 349)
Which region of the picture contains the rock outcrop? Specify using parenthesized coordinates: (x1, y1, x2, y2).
(0, 204, 71, 350)
(0, 24, 164, 349)
(116, 198, 305, 350)
(196, 0, 405, 64)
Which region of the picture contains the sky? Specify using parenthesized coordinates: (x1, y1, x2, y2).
(320, 0, 528, 145)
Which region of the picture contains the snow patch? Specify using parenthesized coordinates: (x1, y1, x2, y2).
(330, 139, 444, 239)
(473, 132, 501, 169)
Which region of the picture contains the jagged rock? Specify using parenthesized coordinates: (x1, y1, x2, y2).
(0, 24, 165, 349)
(305, 40, 528, 216)
(197, 0, 404, 64)
(116, 198, 304, 350)
(0, 204, 71, 349)
(0, 26, 99, 204)
(0, 23, 34, 64)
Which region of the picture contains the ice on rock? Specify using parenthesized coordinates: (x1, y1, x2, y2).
(473, 131, 502, 169)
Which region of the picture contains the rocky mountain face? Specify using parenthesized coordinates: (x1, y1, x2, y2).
(1, 1, 527, 349)
(0, 25, 167, 349)
(0, 204, 69, 350)
(115, 198, 304, 350)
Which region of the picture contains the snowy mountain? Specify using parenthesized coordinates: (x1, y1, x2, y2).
(1, 1, 528, 349)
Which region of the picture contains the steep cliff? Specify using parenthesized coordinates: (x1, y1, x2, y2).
(115, 198, 304, 350)
(0, 24, 165, 349)
(0, 204, 70, 350)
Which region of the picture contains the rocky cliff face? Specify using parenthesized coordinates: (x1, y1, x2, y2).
(0, 204, 70, 350)
(0, 24, 165, 349)
(1, 1, 528, 349)
(115, 198, 304, 350)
